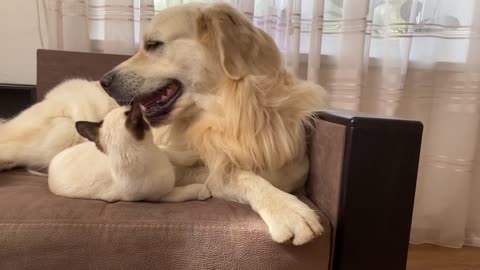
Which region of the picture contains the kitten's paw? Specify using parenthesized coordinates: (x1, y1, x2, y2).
(197, 185, 211, 200)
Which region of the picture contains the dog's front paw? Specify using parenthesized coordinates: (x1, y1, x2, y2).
(263, 194, 324, 245)
(197, 185, 211, 200)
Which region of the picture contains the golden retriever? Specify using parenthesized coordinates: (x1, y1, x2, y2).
(0, 3, 327, 245)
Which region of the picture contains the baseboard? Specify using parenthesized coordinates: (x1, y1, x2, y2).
(0, 83, 36, 119)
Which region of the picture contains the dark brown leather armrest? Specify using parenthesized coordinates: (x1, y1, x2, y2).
(307, 110, 423, 270)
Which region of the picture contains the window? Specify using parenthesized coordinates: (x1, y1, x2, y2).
(151, 0, 474, 63)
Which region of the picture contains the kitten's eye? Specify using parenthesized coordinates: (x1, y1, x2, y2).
(144, 40, 164, 51)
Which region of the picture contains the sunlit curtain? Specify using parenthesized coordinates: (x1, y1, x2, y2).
(37, 0, 154, 54)
(38, 0, 480, 248)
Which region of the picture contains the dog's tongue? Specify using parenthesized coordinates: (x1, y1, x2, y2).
(139, 92, 166, 108)
(139, 83, 179, 111)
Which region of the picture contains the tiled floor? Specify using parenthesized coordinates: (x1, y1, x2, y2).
(407, 244, 480, 270)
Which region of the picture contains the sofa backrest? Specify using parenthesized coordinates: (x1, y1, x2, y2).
(36, 49, 130, 101)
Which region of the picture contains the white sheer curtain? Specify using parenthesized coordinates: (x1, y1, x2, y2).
(38, 0, 154, 53)
(38, 0, 480, 248)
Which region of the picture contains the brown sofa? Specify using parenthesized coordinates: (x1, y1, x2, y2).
(0, 50, 423, 270)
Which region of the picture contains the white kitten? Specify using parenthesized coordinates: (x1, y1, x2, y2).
(48, 104, 210, 202)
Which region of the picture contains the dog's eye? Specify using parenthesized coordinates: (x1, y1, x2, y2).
(144, 40, 164, 51)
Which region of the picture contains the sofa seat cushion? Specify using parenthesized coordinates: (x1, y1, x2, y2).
(0, 170, 331, 270)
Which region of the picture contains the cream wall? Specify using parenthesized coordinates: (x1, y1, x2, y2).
(0, 2, 43, 84)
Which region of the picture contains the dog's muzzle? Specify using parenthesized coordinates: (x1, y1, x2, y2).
(100, 70, 145, 105)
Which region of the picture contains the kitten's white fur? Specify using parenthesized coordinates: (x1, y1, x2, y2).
(48, 106, 210, 202)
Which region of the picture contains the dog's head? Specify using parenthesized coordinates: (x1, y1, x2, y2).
(75, 104, 150, 153)
(99, 3, 281, 126)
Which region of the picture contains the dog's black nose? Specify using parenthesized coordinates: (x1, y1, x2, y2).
(100, 71, 116, 90)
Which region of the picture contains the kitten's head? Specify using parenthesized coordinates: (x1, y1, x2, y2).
(75, 103, 150, 153)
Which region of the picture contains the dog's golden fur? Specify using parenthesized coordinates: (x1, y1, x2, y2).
(0, 3, 327, 245)
(172, 74, 324, 174)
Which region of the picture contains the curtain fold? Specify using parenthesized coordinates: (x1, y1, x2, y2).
(38, 0, 480, 248)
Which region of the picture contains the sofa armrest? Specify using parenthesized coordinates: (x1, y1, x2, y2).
(307, 110, 423, 270)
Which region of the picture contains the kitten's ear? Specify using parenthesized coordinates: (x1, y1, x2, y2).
(125, 103, 149, 140)
(75, 121, 102, 142)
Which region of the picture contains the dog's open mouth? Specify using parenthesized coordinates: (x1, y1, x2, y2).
(138, 79, 183, 118)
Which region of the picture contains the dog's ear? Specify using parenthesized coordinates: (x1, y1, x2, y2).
(125, 103, 149, 140)
(197, 3, 281, 80)
(75, 121, 102, 142)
